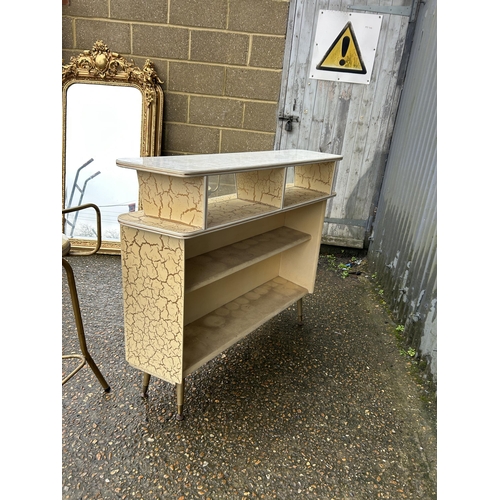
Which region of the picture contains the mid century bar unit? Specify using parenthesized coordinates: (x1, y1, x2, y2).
(117, 149, 342, 419)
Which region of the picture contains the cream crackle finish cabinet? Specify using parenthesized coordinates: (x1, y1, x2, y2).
(117, 149, 342, 419)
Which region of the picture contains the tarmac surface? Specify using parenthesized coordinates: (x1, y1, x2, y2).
(62, 248, 437, 499)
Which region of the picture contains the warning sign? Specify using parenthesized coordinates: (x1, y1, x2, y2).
(310, 11, 383, 84)
(316, 22, 366, 74)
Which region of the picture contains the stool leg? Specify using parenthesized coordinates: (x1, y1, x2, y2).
(63, 258, 110, 392)
(176, 379, 185, 420)
(142, 372, 151, 396)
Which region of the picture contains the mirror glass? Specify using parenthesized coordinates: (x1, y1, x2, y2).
(62, 40, 163, 253)
(64, 84, 142, 241)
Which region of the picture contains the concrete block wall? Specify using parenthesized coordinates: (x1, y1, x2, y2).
(62, 0, 290, 156)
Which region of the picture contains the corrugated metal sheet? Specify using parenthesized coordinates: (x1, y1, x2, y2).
(367, 0, 437, 381)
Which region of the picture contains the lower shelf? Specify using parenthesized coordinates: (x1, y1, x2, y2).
(182, 276, 307, 376)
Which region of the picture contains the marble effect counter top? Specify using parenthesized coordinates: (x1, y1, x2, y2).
(117, 149, 342, 177)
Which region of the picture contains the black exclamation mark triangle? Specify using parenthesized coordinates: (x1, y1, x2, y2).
(316, 22, 367, 74)
(340, 36, 350, 66)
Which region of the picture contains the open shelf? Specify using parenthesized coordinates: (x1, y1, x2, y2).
(182, 277, 307, 376)
(185, 226, 311, 293)
(283, 185, 333, 207)
(205, 194, 279, 229)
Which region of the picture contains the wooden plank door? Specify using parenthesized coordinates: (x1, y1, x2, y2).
(275, 0, 415, 248)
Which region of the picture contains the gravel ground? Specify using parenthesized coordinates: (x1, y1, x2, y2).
(62, 250, 436, 499)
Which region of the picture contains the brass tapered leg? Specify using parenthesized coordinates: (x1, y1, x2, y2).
(142, 373, 151, 396)
(62, 258, 110, 392)
(176, 379, 185, 420)
(297, 298, 303, 325)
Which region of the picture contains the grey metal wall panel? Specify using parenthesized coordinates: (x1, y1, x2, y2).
(367, 0, 437, 381)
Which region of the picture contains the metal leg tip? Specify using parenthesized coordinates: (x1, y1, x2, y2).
(176, 405, 185, 420)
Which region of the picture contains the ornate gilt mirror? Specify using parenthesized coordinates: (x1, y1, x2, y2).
(62, 40, 163, 253)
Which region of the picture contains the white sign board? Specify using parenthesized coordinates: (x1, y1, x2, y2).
(309, 11, 383, 84)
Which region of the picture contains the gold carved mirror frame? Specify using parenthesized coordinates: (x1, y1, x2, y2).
(62, 40, 163, 253)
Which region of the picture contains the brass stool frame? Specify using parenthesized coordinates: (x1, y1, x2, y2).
(62, 204, 110, 392)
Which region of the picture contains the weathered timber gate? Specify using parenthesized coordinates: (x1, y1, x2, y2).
(275, 0, 419, 248)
